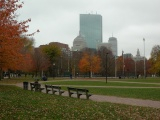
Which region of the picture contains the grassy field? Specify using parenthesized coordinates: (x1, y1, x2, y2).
(0, 76, 35, 84)
(44, 80, 160, 87)
(1, 77, 160, 101)
(42, 77, 160, 101)
(0, 85, 160, 119)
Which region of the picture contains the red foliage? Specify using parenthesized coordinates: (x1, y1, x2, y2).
(0, 0, 38, 72)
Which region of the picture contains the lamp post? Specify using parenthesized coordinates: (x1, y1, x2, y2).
(106, 53, 109, 83)
(60, 56, 62, 77)
(143, 38, 146, 78)
(53, 63, 55, 79)
(115, 56, 117, 78)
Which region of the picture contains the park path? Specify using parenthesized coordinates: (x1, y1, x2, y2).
(14, 82, 160, 109)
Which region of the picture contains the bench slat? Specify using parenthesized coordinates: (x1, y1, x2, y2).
(67, 87, 92, 99)
(45, 85, 64, 95)
(30, 83, 44, 92)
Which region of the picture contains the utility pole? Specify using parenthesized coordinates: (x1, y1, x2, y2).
(143, 38, 146, 78)
(106, 53, 109, 83)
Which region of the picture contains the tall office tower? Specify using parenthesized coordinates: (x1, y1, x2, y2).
(108, 37, 117, 56)
(80, 14, 102, 49)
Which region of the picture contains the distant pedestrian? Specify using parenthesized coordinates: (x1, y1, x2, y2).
(42, 75, 47, 81)
(70, 74, 72, 79)
(137, 74, 139, 79)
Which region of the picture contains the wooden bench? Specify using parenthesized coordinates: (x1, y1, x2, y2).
(67, 87, 92, 99)
(45, 84, 64, 95)
(45, 84, 52, 94)
(30, 83, 45, 92)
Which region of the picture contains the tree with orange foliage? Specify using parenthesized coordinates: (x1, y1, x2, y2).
(116, 56, 123, 76)
(79, 53, 101, 77)
(124, 58, 135, 77)
(149, 45, 160, 76)
(20, 37, 35, 77)
(0, 1, 39, 79)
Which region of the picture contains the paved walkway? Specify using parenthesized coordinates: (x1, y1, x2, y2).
(15, 82, 160, 109)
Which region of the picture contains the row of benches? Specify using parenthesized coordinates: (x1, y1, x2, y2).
(30, 83, 92, 99)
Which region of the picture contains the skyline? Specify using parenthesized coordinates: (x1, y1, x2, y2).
(18, 0, 160, 58)
(80, 14, 102, 49)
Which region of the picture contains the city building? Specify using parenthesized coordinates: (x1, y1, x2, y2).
(123, 53, 134, 59)
(133, 49, 145, 61)
(108, 37, 118, 56)
(80, 14, 102, 49)
(97, 42, 112, 51)
(97, 36, 118, 56)
(72, 32, 87, 51)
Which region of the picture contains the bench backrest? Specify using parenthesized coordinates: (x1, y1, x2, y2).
(30, 83, 40, 87)
(52, 86, 61, 89)
(30, 83, 35, 87)
(67, 87, 77, 91)
(30, 83, 42, 91)
(77, 88, 89, 93)
(45, 84, 52, 88)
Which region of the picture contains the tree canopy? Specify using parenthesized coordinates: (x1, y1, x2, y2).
(149, 45, 160, 75)
(0, 0, 39, 79)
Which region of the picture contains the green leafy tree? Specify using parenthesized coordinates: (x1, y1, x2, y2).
(41, 44, 61, 62)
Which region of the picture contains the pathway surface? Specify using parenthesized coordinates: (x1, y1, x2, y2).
(14, 82, 160, 109)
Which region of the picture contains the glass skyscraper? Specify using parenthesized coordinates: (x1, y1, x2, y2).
(80, 14, 102, 49)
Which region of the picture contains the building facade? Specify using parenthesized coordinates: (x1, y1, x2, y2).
(72, 32, 87, 51)
(97, 43, 112, 51)
(133, 49, 145, 61)
(108, 37, 117, 56)
(80, 14, 102, 49)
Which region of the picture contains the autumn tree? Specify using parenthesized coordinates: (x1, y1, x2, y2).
(97, 47, 115, 76)
(79, 52, 101, 78)
(20, 37, 35, 76)
(31, 48, 50, 77)
(116, 56, 123, 76)
(149, 45, 160, 76)
(0, 0, 39, 80)
(124, 58, 135, 77)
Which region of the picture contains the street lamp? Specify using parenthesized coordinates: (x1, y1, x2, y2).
(143, 38, 146, 78)
(106, 53, 109, 83)
(53, 63, 55, 79)
(115, 56, 117, 78)
(60, 56, 62, 77)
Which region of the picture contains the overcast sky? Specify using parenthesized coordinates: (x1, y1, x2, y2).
(18, 0, 160, 58)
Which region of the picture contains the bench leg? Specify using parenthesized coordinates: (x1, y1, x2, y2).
(77, 94, 80, 99)
(86, 95, 89, 99)
(46, 89, 50, 94)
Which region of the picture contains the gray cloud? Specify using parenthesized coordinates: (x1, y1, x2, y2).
(18, 0, 160, 58)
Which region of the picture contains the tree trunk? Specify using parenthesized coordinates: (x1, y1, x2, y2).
(0, 68, 2, 80)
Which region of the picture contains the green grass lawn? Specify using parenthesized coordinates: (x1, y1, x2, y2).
(0, 76, 35, 84)
(0, 85, 160, 119)
(1, 77, 160, 101)
(113, 77, 160, 83)
(44, 80, 160, 87)
(87, 87, 160, 101)
(43, 78, 160, 101)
